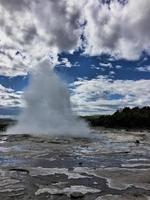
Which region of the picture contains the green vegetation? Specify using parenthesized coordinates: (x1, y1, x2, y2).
(83, 106, 150, 129)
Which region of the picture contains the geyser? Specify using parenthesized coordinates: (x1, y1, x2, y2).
(8, 60, 89, 137)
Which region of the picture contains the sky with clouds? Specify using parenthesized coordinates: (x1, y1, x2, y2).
(0, 0, 150, 116)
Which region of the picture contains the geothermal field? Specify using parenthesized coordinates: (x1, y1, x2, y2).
(0, 0, 150, 199)
(0, 61, 149, 200)
(0, 129, 150, 200)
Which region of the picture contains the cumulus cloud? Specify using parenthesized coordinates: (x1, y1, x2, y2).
(115, 65, 122, 69)
(136, 66, 150, 72)
(0, 84, 22, 107)
(83, 0, 150, 60)
(99, 62, 113, 68)
(0, 0, 149, 76)
(60, 58, 72, 68)
(1, 74, 150, 116)
(0, 0, 28, 11)
(70, 76, 150, 115)
(0, 0, 82, 75)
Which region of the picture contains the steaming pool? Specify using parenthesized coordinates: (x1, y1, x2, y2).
(0, 128, 150, 200)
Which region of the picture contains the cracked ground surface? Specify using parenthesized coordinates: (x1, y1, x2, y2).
(0, 128, 150, 200)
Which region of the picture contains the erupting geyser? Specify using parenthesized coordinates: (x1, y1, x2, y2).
(7, 60, 89, 137)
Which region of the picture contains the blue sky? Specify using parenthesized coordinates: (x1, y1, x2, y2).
(1, 51, 150, 90)
(56, 51, 150, 82)
(0, 0, 150, 116)
(0, 50, 150, 116)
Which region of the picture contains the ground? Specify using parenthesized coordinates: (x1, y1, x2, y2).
(0, 128, 150, 200)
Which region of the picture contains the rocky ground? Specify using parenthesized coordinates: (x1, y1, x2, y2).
(0, 128, 150, 200)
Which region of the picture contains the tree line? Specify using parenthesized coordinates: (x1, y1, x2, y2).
(83, 106, 150, 129)
(0, 106, 150, 132)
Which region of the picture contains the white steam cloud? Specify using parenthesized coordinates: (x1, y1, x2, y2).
(8, 60, 89, 137)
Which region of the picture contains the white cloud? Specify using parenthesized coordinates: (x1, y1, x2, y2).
(91, 64, 100, 70)
(58, 58, 81, 68)
(115, 65, 122, 69)
(109, 70, 115, 75)
(60, 58, 72, 68)
(70, 76, 150, 115)
(0, 84, 23, 107)
(136, 66, 150, 72)
(83, 0, 150, 60)
(0, 75, 150, 116)
(0, 0, 82, 76)
(0, 0, 149, 120)
(0, 4, 149, 85)
(99, 62, 113, 68)
(0, 0, 149, 76)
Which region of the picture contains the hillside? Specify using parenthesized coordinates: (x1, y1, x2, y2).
(83, 106, 150, 129)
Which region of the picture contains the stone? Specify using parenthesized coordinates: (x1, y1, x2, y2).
(70, 192, 84, 199)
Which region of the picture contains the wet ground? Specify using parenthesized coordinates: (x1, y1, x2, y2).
(0, 128, 150, 200)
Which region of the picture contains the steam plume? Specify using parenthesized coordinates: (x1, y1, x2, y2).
(7, 60, 89, 137)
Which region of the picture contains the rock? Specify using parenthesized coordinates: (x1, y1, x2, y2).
(70, 192, 84, 199)
(79, 162, 83, 166)
(9, 168, 29, 175)
(135, 140, 140, 145)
